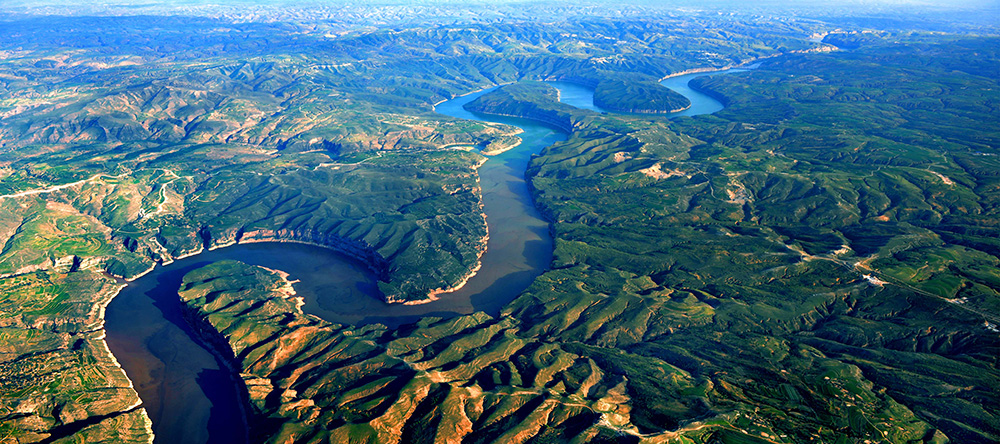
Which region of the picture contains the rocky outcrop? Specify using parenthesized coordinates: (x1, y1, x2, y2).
(232, 228, 391, 280)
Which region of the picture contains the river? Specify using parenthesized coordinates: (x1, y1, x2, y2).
(658, 67, 749, 116)
(103, 68, 748, 444)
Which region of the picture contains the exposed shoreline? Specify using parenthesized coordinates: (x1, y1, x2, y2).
(62, 60, 745, 441)
(91, 230, 485, 441)
(431, 81, 514, 108)
(658, 65, 737, 81)
(94, 281, 156, 443)
(412, 238, 487, 305)
(657, 56, 769, 82)
(463, 107, 574, 133)
(593, 100, 691, 114)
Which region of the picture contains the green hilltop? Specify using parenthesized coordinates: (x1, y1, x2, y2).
(0, 7, 996, 444)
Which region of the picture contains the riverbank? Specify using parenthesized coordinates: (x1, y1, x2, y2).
(0, 271, 155, 443)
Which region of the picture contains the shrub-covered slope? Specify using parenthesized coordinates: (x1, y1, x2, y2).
(594, 78, 691, 114)
(174, 34, 999, 443)
(511, 35, 999, 443)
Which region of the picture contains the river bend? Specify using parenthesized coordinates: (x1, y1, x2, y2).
(104, 68, 747, 443)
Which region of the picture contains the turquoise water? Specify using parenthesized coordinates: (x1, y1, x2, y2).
(658, 68, 748, 117)
(549, 68, 751, 118)
(547, 81, 609, 113)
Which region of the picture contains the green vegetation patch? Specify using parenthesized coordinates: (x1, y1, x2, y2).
(510, 34, 999, 442)
(0, 271, 151, 443)
(593, 77, 691, 114)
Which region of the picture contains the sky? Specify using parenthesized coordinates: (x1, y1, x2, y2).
(1, 0, 996, 27)
(1, 0, 996, 6)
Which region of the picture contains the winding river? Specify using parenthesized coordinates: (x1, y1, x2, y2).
(104, 67, 747, 444)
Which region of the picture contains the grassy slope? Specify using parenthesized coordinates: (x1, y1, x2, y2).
(5, 13, 997, 444)
(1, 15, 814, 442)
(594, 78, 692, 114)
(173, 35, 999, 443)
(0, 15, 809, 301)
(508, 34, 999, 442)
(0, 271, 152, 443)
(178, 261, 637, 443)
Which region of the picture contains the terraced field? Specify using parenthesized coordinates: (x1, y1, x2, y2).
(0, 271, 152, 442)
(1, 3, 997, 443)
(166, 33, 998, 444)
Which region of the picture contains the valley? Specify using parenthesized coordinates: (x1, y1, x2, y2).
(0, 2, 997, 443)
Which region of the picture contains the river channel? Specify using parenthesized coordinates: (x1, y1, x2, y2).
(103, 67, 747, 444)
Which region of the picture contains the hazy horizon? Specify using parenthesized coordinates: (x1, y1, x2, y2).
(2, 0, 996, 34)
(3, 0, 997, 10)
